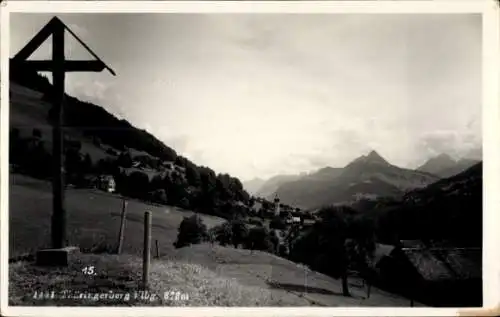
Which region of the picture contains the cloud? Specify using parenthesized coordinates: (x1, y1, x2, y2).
(67, 23, 88, 39)
(162, 134, 191, 154)
(68, 78, 114, 103)
(415, 130, 482, 160)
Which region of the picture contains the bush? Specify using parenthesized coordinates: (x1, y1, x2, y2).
(150, 189, 168, 204)
(244, 227, 273, 252)
(25, 139, 53, 179)
(174, 215, 208, 249)
(207, 228, 217, 245)
(127, 171, 150, 199)
(117, 151, 133, 168)
(269, 229, 280, 254)
(179, 197, 190, 209)
(93, 136, 102, 148)
(278, 244, 289, 256)
(211, 222, 233, 246)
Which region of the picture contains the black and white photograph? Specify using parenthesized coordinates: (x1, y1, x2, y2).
(1, 1, 499, 315)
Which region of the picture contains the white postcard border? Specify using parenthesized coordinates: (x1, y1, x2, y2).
(1, 1, 498, 316)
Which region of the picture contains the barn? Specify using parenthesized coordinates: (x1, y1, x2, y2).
(375, 241, 482, 307)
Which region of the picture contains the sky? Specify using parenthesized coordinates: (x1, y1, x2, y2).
(10, 13, 482, 181)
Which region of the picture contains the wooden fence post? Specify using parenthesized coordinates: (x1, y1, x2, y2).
(116, 198, 127, 254)
(155, 239, 160, 259)
(142, 211, 152, 289)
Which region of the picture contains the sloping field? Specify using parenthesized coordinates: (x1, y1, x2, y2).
(9, 174, 422, 306)
(166, 244, 423, 307)
(10, 253, 308, 306)
(9, 174, 225, 259)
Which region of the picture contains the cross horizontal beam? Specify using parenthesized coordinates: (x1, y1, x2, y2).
(14, 60, 107, 72)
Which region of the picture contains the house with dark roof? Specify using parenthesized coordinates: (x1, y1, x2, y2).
(375, 241, 482, 307)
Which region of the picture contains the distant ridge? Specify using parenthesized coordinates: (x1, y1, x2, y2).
(242, 178, 266, 195)
(272, 150, 439, 210)
(256, 174, 303, 199)
(417, 153, 480, 178)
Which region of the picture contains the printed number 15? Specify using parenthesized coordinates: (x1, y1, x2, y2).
(82, 266, 96, 275)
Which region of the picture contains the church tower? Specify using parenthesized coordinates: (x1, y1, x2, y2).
(274, 194, 280, 216)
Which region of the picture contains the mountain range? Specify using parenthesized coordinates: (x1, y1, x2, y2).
(245, 150, 481, 210)
(416, 153, 480, 178)
(276, 151, 441, 209)
(242, 178, 266, 195)
(253, 174, 304, 198)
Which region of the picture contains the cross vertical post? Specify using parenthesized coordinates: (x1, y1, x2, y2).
(12, 16, 116, 265)
(51, 20, 66, 249)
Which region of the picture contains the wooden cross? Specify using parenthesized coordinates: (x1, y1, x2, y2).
(11, 16, 115, 249)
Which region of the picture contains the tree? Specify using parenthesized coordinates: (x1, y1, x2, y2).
(262, 200, 272, 210)
(113, 170, 128, 194)
(150, 175, 164, 191)
(245, 227, 273, 252)
(230, 220, 249, 248)
(258, 207, 267, 220)
(175, 155, 187, 167)
(82, 153, 93, 174)
(220, 202, 234, 219)
(96, 157, 116, 175)
(127, 171, 150, 199)
(151, 188, 168, 204)
(206, 227, 218, 246)
(285, 223, 301, 254)
(278, 244, 289, 256)
(270, 216, 287, 230)
(65, 147, 83, 184)
(269, 229, 281, 254)
(92, 136, 102, 148)
(174, 215, 208, 248)
(185, 163, 201, 187)
(27, 138, 52, 179)
(164, 173, 188, 207)
(179, 197, 190, 209)
(211, 222, 233, 246)
(248, 197, 256, 209)
(117, 150, 133, 168)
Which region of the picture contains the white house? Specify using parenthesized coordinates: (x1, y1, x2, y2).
(98, 175, 116, 193)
